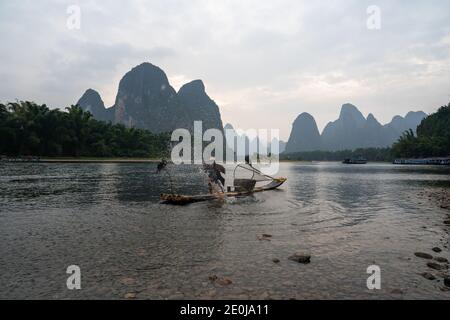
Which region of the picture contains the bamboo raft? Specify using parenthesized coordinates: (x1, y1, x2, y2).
(160, 178, 287, 205)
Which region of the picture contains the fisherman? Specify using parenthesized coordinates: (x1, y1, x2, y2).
(203, 160, 225, 193)
(156, 159, 168, 173)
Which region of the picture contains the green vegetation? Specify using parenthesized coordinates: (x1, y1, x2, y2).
(392, 103, 450, 158)
(0, 101, 170, 158)
(280, 148, 393, 162)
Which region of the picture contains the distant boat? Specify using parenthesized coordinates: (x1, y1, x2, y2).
(342, 157, 367, 164)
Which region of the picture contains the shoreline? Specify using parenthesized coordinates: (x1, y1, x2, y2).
(1, 157, 162, 163)
(40, 158, 162, 163)
(1, 157, 448, 165)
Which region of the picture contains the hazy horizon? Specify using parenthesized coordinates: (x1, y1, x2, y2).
(1, 0, 450, 140)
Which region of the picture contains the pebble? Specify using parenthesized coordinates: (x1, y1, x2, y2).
(391, 289, 404, 295)
(434, 257, 448, 263)
(444, 278, 450, 287)
(168, 293, 185, 300)
(427, 262, 445, 271)
(119, 277, 136, 285)
(259, 292, 270, 300)
(288, 253, 311, 264)
(257, 234, 272, 241)
(216, 278, 233, 286)
(272, 258, 280, 263)
(124, 292, 136, 299)
(414, 252, 433, 260)
(432, 247, 442, 253)
(208, 275, 218, 282)
(209, 274, 233, 286)
(421, 273, 436, 281)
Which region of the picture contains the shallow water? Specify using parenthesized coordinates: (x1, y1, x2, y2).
(0, 162, 449, 299)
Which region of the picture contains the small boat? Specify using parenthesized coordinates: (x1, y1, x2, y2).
(160, 163, 287, 205)
(161, 178, 286, 205)
(342, 157, 367, 164)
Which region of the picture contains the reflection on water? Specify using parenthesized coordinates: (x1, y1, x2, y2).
(0, 162, 449, 299)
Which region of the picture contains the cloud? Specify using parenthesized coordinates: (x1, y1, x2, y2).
(0, 0, 449, 139)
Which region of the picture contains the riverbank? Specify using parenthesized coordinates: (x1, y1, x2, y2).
(421, 187, 450, 211)
(2, 162, 450, 299)
(1, 157, 162, 163)
(41, 157, 163, 163)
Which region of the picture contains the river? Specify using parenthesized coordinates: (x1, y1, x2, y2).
(0, 162, 449, 299)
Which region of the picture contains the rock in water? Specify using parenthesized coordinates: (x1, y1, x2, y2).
(257, 234, 272, 241)
(414, 252, 433, 260)
(432, 247, 442, 253)
(434, 257, 448, 263)
(427, 262, 445, 271)
(119, 277, 136, 285)
(208, 275, 218, 282)
(209, 275, 232, 286)
(216, 278, 233, 286)
(444, 278, 450, 287)
(288, 253, 311, 264)
(390, 289, 404, 295)
(124, 292, 136, 299)
(421, 273, 436, 281)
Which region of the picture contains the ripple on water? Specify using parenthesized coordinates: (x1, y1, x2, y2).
(1, 162, 450, 299)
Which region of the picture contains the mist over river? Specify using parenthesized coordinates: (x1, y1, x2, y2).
(1, 162, 449, 299)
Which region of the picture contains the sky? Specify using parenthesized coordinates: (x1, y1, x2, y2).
(0, 0, 449, 140)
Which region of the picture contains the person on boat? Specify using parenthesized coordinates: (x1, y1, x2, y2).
(156, 159, 168, 173)
(203, 161, 225, 194)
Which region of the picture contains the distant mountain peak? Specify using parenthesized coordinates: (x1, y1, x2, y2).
(294, 112, 315, 123)
(77, 62, 224, 133)
(386, 111, 427, 136)
(76, 88, 107, 119)
(405, 111, 427, 119)
(391, 115, 404, 122)
(286, 103, 426, 153)
(366, 113, 380, 124)
(83, 88, 101, 96)
(178, 79, 205, 93)
(177, 78, 223, 132)
(339, 103, 366, 124)
(79, 88, 102, 101)
(285, 111, 321, 153)
(122, 62, 171, 88)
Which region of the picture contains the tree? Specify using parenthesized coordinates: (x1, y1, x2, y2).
(392, 103, 450, 158)
(0, 101, 170, 158)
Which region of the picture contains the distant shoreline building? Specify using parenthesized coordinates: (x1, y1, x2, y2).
(393, 157, 450, 165)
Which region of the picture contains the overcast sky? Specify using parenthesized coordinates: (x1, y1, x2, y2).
(1, 0, 449, 140)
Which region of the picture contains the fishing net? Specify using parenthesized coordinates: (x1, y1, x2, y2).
(233, 164, 273, 182)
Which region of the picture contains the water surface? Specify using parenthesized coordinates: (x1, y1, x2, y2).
(0, 162, 449, 299)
